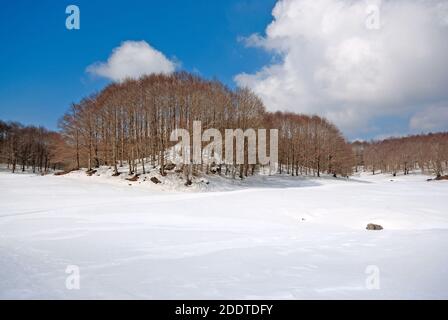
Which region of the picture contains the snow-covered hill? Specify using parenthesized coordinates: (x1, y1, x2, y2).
(0, 171, 447, 299)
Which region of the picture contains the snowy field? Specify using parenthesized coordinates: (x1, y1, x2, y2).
(0, 170, 447, 299)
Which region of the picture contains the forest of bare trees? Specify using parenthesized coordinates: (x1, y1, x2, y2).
(354, 133, 448, 177)
(55, 72, 354, 179)
(4, 72, 448, 181)
(0, 120, 65, 173)
(266, 112, 354, 177)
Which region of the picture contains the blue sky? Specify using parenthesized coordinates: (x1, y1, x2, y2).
(0, 0, 275, 130)
(1, 0, 447, 140)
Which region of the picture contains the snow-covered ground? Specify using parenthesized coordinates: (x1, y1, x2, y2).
(0, 170, 447, 299)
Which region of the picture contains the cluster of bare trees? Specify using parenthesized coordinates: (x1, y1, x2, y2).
(355, 132, 448, 177)
(0, 120, 65, 173)
(266, 112, 354, 177)
(58, 72, 354, 178)
(9, 71, 448, 181)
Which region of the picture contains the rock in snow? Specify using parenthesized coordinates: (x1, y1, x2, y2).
(366, 223, 384, 231)
(150, 176, 162, 184)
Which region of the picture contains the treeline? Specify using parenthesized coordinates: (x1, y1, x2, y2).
(353, 132, 448, 177)
(58, 72, 354, 178)
(0, 120, 65, 173)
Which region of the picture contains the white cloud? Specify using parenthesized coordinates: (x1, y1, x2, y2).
(87, 41, 176, 82)
(235, 0, 448, 137)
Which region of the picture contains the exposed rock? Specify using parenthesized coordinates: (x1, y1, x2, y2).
(150, 177, 161, 184)
(86, 169, 97, 176)
(366, 223, 383, 231)
(126, 175, 139, 182)
(164, 163, 176, 171)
